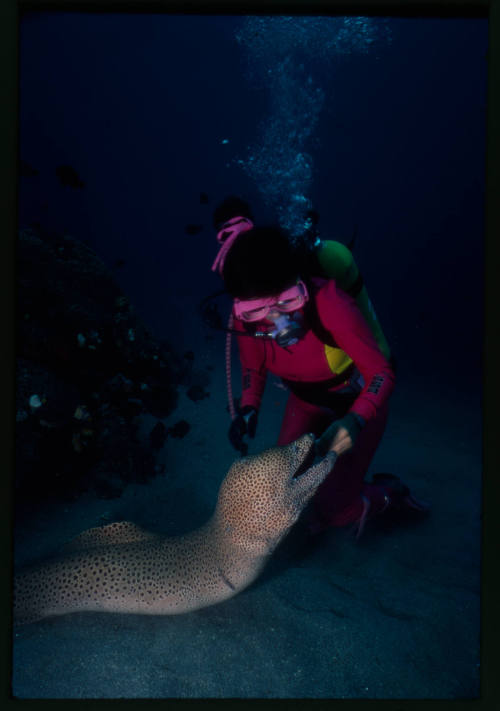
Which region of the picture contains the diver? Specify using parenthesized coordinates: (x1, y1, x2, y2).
(209, 195, 428, 537)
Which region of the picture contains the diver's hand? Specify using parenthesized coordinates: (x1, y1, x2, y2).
(228, 406, 258, 455)
(316, 413, 364, 457)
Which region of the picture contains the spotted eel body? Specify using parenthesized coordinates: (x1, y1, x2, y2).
(14, 435, 335, 623)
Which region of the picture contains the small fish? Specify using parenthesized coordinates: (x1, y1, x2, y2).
(114, 259, 126, 269)
(149, 421, 168, 450)
(167, 420, 190, 439)
(185, 224, 204, 236)
(186, 385, 209, 402)
(20, 160, 39, 177)
(56, 165, 85, 189)
(199, 192, 209, 204)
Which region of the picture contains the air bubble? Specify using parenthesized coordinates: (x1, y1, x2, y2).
(234, 15, 392, 242)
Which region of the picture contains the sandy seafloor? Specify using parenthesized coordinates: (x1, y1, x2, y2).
(12, 343, 481, 700)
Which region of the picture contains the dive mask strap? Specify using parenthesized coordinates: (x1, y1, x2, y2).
(212, 216, 254, 276)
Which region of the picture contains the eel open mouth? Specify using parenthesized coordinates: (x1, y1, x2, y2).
(292, 437, 317, 479)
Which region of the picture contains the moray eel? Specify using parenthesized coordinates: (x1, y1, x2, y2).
(14, 435, 336, 624)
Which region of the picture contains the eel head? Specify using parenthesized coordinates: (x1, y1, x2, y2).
(215, 434, 336, 553)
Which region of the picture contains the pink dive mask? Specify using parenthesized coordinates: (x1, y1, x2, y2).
(211, 216, 254, 275)
(233, 280, 309, 322)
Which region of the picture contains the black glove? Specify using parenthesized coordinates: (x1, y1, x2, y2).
(228, 405, 258, 455)
(315, 413, 364, 457)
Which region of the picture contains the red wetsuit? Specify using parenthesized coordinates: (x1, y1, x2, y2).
(234, 278, 396, 529)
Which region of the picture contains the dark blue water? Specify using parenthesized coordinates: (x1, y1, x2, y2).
(19, 14, 487, 397)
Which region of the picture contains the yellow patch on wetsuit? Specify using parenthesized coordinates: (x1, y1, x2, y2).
(324, 345, 353, 376)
